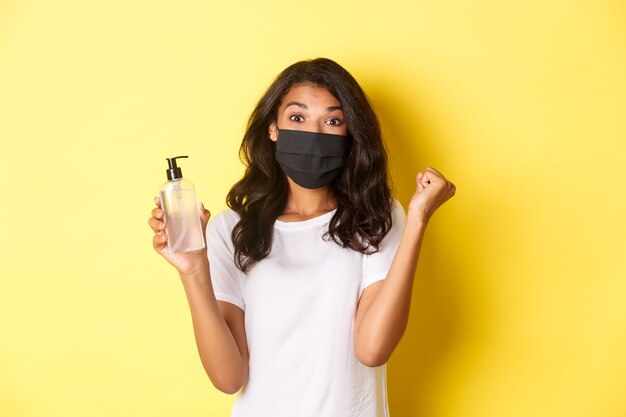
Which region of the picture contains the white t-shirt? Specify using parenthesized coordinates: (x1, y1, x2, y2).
(205, 197, 406, 417)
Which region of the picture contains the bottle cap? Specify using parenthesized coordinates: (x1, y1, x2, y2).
(165, 156, 188, 180)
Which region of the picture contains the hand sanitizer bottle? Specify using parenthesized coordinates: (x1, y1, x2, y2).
(159, 156, 206, 254)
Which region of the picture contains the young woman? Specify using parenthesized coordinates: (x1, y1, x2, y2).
(147, 57, 455, 417)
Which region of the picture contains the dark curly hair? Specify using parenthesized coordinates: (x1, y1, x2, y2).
(226, 57, 395, 274)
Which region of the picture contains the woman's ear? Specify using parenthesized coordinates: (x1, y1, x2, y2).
(268, 122, 278, 142)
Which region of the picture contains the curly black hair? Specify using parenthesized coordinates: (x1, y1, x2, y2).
(226, 57, 395, 274)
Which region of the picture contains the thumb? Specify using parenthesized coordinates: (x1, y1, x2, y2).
(197, 201, 209, 218)
(416, 172, 426, 192)
(419, 171, 432, 188)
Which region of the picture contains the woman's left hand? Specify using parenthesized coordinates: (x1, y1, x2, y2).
(408, 166, 456, 224)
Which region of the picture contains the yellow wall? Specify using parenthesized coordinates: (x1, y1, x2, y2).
(1, 1, 624, 416)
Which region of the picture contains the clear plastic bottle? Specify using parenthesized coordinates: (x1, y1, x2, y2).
(159, 156, 206, 254)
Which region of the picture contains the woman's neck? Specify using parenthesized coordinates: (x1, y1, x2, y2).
(282, 179, 337, 216)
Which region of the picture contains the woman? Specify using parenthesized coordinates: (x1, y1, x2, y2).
(147, 57, 455, 417)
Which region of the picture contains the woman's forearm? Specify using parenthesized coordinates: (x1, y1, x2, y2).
(178, 259, 247, 394)
(356, 212, 427, 366)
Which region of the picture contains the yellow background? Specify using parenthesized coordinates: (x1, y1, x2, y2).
(1, 0, 625, 416)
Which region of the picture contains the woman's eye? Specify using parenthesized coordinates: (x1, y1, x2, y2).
(327, 118, 343, 126)
(289, 114, 304, 122)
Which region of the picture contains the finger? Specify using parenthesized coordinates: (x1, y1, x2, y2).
(416, 173, 425, 192)
(423, 169, 445, 186)
(148, 216, 166, 233)
(148, 217, 166, 233)
(151, 206, 165, 220)
(426, 168, 449, 188)
(425, 166, 444, 177)
(197, 202, 211, 219)
(425, 170, 446, 186)
(421, 171, 433, 187)
(154, 196, 162, 209)
(153, 232, 167, 251)
(202, 202, 210, 216)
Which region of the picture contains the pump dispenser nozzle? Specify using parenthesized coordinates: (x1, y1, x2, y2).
(159, 155, 205, 254)
(166, 156, 188, 180)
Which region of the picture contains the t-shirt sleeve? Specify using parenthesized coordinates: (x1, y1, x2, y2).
(361, 198, 407, 290)
(205, 211, 246, 311)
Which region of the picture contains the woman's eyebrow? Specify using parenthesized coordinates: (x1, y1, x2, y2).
(285, 101, 307, 110)
(285, 101, 343, 112)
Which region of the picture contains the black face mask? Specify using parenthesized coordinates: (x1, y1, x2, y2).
(274, 127, 351, 189)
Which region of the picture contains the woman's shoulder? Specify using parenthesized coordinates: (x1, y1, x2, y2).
(208, 206, 241, 231)
(389, 196, 405, 220)
(387, 197, 407, 235)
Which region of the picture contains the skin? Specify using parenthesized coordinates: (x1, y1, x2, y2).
(147, 82, 456, 393)
(354, 165, 456, 366)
